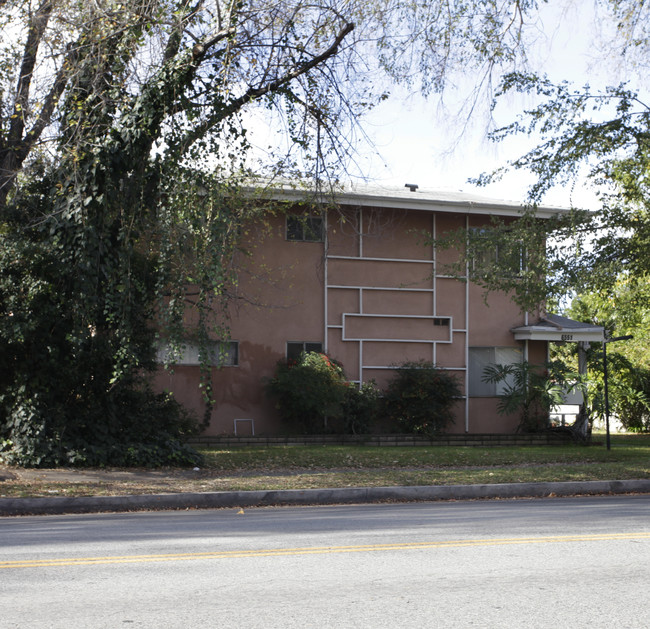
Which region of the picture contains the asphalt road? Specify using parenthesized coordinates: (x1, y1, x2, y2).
(2, 496, 649, 628)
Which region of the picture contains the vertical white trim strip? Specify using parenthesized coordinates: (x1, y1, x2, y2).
(432, 212, 437, 317)
(359, 207, 363, 258)
(359, 208, 363, 382)
(359, 340, 363, 384)
(432, 212, 437, 365)
(324, 212, 329, 353)
(465, 215, 470, 433)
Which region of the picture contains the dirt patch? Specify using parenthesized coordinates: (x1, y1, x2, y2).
(0, 468, 17, 482)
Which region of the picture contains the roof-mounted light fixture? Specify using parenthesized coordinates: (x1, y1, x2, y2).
(405, 183, 419, 192)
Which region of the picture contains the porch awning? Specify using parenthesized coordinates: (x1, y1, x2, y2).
(511, 314, 605, 343)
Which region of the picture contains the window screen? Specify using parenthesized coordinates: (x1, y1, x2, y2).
(468, 346, 522, 396)
(286, 215, 324, 242)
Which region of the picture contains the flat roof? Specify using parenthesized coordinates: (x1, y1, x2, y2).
(251, 181, 567, 219)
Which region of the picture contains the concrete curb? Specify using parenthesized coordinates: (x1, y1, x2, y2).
(2, 479, 649, 516)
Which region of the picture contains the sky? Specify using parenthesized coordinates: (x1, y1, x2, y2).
(350, 1, 627, 209)
(242, 1, 643, 211)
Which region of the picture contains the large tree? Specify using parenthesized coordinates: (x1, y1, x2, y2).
(462, 0, 650, 309)
(0, 0, 541, 465)
(6, 0, 647, 463)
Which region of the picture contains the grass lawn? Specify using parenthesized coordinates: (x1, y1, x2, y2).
(1, 433, 649, 498)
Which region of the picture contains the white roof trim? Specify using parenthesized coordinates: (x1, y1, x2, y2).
(512, 314, 605, 343)
(512, 327, 604, 342)
(247, 181, 568, 219)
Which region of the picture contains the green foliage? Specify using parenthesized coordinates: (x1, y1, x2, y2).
(341, 381, 381, 435)
(470, 73, 650, 306)
(566, 277, 650, 369)
(560, 286, 650, 433)
(383, 362, 461, 435)
(267, 353, 382, 435)
(615, 368, 650, 433)
(573, 349, 650, 434)
(267, 352, 348, 433)
(0, 227, 202, 468)
(0, 383, 202, 468)
(482, 360, 578, 433)
(431, 210, 566, 314)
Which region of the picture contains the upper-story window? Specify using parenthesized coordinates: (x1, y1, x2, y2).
(468, 227, 524, 277)
(286, 215, 324, 242)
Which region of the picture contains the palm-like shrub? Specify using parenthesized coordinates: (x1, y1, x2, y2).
(482, 360, 575, 433)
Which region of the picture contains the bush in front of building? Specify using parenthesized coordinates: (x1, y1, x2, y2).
(482, 360, 572, 433)
(341, 381, 382, 435)
(383, 361, 461, 435)
(267, 353, 383, 434)
(267, 352, 348, 433)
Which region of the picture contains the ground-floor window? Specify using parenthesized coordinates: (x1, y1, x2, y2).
(468, 346, 522, 396)
(286, 341, 323, 362)
(157, 340, 239, 367)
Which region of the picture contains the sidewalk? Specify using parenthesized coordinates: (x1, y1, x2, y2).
(2, 467, 649, 516)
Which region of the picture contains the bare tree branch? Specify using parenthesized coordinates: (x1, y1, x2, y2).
(0, 0, 53, 205)
(177, 20, 355, 156)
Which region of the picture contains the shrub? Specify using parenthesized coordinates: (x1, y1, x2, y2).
(0, 385, 203, 468)
(266, 352, 348, 433)
(611, 365, 650, 433)
(482, 360, 573, 433)
(341, 381, 381, 435)
(383, 361, 461, 434)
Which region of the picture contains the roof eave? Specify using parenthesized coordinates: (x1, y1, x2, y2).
(248, 184, 567, 219)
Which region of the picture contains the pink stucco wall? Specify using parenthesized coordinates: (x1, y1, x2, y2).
(154, 204, 545, 436)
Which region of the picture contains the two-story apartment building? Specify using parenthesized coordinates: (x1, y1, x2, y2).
(155, 183, 604, 436)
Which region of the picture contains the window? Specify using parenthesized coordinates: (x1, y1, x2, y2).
(287, 341, 323, 362)
(468, 228, 524, 277)
(157, 340, 239, 367)
(286, 215, 324, 242)
(468, 347, 522, 397)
